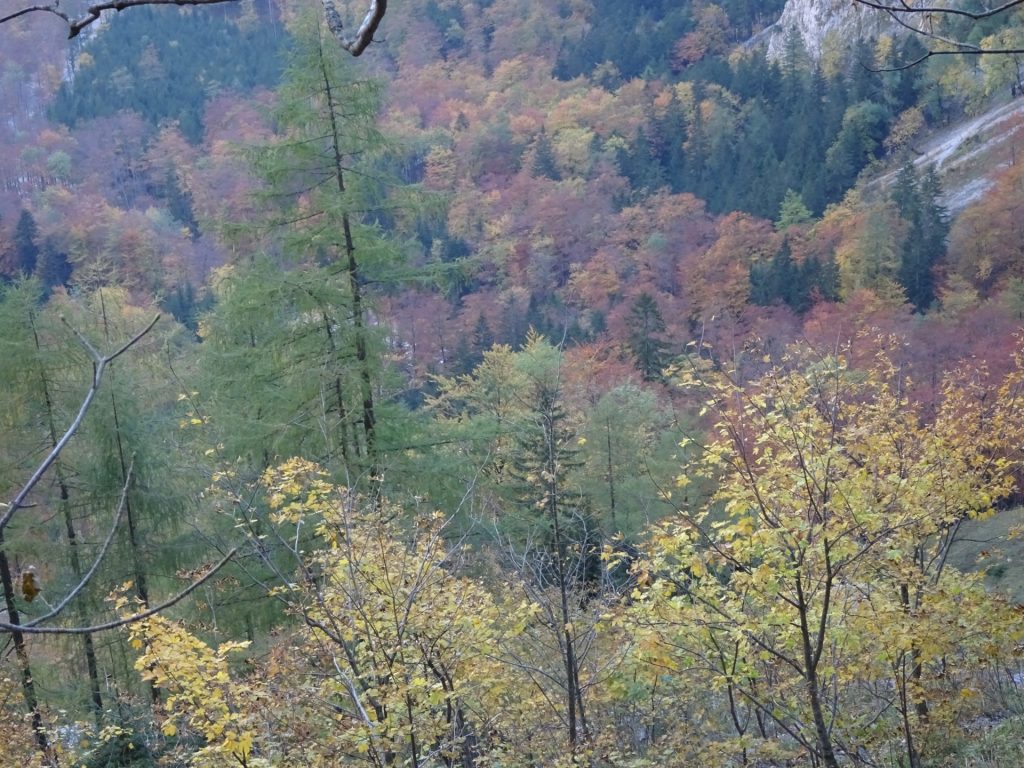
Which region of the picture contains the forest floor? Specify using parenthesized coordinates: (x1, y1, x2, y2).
(948, 506, 1024, 604)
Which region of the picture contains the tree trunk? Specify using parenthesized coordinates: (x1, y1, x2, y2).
(318, 43, 378, 480)
(795, 574, 839, 768)
(0, 535, 49, 759)
(33, 316, 105, 724)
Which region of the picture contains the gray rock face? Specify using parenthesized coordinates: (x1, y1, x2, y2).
(765, 0, 897, 60)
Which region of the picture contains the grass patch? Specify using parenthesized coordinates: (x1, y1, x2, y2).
(937, 715, 1024, 767)
(947, 506, 1024, 604)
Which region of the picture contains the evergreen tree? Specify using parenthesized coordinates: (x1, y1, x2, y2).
(51, 6, 284, 142)
(506, 342, 595, 751)
(12, 210, 39, 277)
(892, 162, 948, 311)
(648, 93, 688, 190)
(35, 239, 73, 292)
(627, 292, 670, 381)
(751, 240, 837, 313)
(776, 188, 813, 230)
(473, 313, 494, 353)
(750, 241, 795, 307)
(209, 14, 412, 485)
(531, 127, 561, 181)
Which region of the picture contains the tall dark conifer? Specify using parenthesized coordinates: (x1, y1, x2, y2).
(531, 127, 561, 181)
(892, 162, 947, 311)
(627, 292, 670, 380)
(13, 210, 40, 277)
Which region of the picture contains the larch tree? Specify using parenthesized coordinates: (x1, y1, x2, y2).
(202, 13, 411, 485)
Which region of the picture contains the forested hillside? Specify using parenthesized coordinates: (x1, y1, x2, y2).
(3, 0, 1024, 766)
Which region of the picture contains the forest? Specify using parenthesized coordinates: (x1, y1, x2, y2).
(2, 0, 1024, 766)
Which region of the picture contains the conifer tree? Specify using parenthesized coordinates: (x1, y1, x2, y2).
(775, 188, 813, 230)
(34, 240, 73, 292)
(531, 126, 561, 180)
(12, 210, 39, 277)
(892, 162, 948, 311)
(208, 14, 409, 484)
(506, 336, 595, 753)
(627, 292, 670, 381)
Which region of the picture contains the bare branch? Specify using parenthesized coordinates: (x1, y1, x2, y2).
(321, 0, 386, 56)
(20, 462, 133, 628)
(0, 314, 160, 535)
(67, 0, 239, 38)
(874, 46, 1024, 70)
(853, 0, 1024, 22)
(853, 0, 1024, 66)
(0, 548, 237, 635)
(0, 3, 69, 27)
(0, 0, 238, 35)
(2, 0, 388, 57)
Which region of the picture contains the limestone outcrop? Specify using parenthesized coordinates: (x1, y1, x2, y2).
(765, 0, 898, 60)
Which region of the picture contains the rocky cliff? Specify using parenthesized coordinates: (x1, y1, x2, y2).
(765, 0, 897, 60)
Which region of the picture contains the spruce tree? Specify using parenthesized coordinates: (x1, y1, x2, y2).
(506, 343, 594, 750)
(892, 162, 947, 311)
(531, 127, 561, 181)
(627, 292, 670, 380)
(776, 189, 813, 230)
(13, 210, 40, 277)
(35, 239, 73, 291)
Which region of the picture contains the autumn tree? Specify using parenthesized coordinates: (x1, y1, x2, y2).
(130, 457, 546, 766)
(948, 158, 1024, 295)
(626, 341, 1024, 768)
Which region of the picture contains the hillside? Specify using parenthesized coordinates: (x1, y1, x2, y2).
(910, 97, 1024, 212)
(3, 1, 1024, 767)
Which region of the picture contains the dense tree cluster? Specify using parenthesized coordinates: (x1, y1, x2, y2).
(4, 0, 1024, 765)
(51, 5, 284, 142)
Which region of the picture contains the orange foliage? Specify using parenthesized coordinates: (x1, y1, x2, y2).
(685, 211, 778, 320)
(948, 159, 1024, 295)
